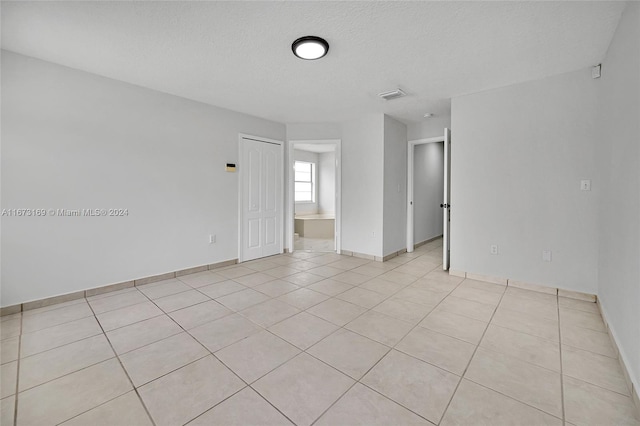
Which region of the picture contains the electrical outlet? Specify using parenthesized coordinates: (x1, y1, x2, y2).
(580, 180, 591, 191)
(490, 245, 499, 255)
(542, 250, 552, 262)
(209, 234, 216, 244)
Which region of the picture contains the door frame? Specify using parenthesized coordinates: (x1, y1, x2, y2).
(238, 133, 285, 263)
(288, 139, 342, 254)
(406, 134, 446, 253)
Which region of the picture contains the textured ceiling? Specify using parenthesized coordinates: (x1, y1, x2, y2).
(0, 1, 626, 124)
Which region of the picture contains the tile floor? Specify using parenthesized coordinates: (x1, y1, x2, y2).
(293, 235, 335, 252)
(1, 238, 639, 426)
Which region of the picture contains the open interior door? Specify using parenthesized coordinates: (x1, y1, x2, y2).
(442, 128, 451, 270)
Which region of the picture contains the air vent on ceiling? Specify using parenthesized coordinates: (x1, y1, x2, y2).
(378, 89, 407, 101)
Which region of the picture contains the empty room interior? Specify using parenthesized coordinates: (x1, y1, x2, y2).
(1, 1, 639, 425)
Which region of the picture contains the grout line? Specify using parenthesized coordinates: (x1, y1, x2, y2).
(13, 314, 23, 426)
(558, 292, 566, 425)
(437, 279, 508, 425)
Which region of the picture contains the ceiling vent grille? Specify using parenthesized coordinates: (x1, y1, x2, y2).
(378, 89, 407, 101)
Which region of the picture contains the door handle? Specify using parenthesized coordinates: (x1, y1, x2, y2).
(440, 203, 449, 208)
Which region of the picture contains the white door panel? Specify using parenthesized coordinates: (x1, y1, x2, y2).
(241, 137, 283, 261)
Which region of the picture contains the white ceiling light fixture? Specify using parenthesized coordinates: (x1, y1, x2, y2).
(378, 89, 407, 101)
(292, 36, 329, 60)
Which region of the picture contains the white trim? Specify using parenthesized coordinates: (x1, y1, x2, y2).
(238, 134, 285, 263)
(406, 135, 445, 253)
(288, 139, 341, 254)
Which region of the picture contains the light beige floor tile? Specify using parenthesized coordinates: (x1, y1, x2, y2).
(1, 361, 17, 398)
(253, 353, 354, 426)
(96, 301, 163, 332)
(263, 266, 300, 279)
(197, 280, 246, 298)
(289, 260, 322, 272)
(254, 280, 300, 297)
(423, 270, 464, 286)
(20, 316, 102, 358)
(239, 299, 300, 327)
(1, 337, 19, 364)
(137, 279, 191, 300)
(1, 395, 15, 426)
(306, 265, 344, 278)
(459, 279, 506, 294)
(0, 313, 21, 322)
(394, 262, 437, 277)
(349, 265, 387, 278)
(1, 319, 21, 340)
(411, 278, 458, 294)
(88, 290, 148, 314)
(441, 379, 562, 426)
(16, 358, 132, 426)
(396, 327, 475, 375)
(22, 298, 87, 316)
(362, 350, 459, 424)
(189, 387, 293, 425)
(86, 286, 138, 301)
(243, 259, 281, 272)
(216, 330, 300, 383)
(505, 286, 557, 303)
(268, 312, 338, 350)
(153, 289, 210, 313)
(564, 376, 640, 426)
(373, 298, 435, 324)
(107, 315, 183, 354)
(316, 383, 430, 425)
(307, 298, 367, 326)
(307, 329, 389, 380)
(306, 253, 344, 265)
(337, 287, 387, 309)
(345, 311, 413, 347)
(216, 288, 270, 311)
(558, 297, 599, 314)
(277, 288, 328, 310)
(139, 355, 244, 426)
(560, 308, 606, 332)
(465, 348, 562, 418)
(331, 271, 371, 285)
(22, 302, 94, 333)
(378, 270, 419, 286)
(283, 272, 325, 287)
(178, 270, 227, 288)
(499, 294, 558, 321)
(307, 279, 353, 296)
(419, 309, 488, 345)
(437, 296, 496, 322)
(329, 258, 370, 270)
(491, 307, 559, 342)
(480, 324, 560, 372)
(234, 272, 277, 287)
(394, 287, 447, 306)
(168, 299, 233, 329)
(507, 280, 557, 296)
(561, 323, 616, 358)
(562, 345, 630, 395)
(19, 334, 114, 391)
(61, 391, 153, 426)
(359, 278, 407, 296)
(217, 266, 257, 279)
(120, 332, 208, 386)
(451, 286, 502, 306)
(189, 313, 262, 352)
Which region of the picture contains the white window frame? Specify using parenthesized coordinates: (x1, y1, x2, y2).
(294, 160, 316, 204)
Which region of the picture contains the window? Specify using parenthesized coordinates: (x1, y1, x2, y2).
(294, 161, 315, 202)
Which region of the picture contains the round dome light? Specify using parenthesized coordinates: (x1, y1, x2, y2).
(292, 36, 329, 60)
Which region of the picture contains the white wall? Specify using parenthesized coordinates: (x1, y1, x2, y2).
(0, 51, 286, 306)
(407, 116, 451, 141)
(318, 151, 335, 215)
(451, 68, 599, 292)
(414, 142, 444, 243)
(286, 123, 341, 141)
(596, 2, 640, 392)
(341, 114, 384, 257)
(382, 115, 408, 256)
(293, 149, 319, 216)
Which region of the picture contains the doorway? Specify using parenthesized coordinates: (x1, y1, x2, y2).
(238, 134, 284, 262)
(406, 129, 451, 269)
(288, 139, 341, 254)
